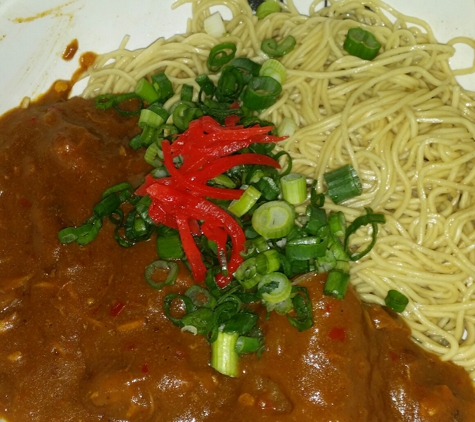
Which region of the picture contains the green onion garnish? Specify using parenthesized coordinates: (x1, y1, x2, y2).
(211, 330, 239, 377)
(323, 269, 350, 300)
(261, 35, 296, 58)
(156, 233, 184, 260)
(242, 76, 282, 110)
(145, 260, 179, 290)
(113, 92, 143, 116)
(344, 207, 386, 261)
(277, 117, 298, 137)
(151, 71, 174, 103)
(258, 272, 292, 304)
(324, 164, 362, 204)
(280, 173, 307, 205)
(385, 289, 409, 313)
(252, 200, 295, 239)
(228, 185, 261, 217)
(256, 1, 280, 19)
(135, 78, 159, 103)
(94, 93, 116, 110)
(328, 211, 346, 238)
(138, 108, 165, 129)
(343, 27, 381, 60)
(207, 42, 237, 72)
(235, 336, 260, 354)
(259, 58, 287, 84)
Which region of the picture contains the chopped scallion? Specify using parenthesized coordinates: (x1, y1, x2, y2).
(281, 173, 306, 205)
(385, 289, 409, 313)
(252, 200, 295, 239)
(323, 269, 350, 300)
(256, 1, 281, 19)
(228, 185, 261, 217)
(324, 164, 362, 204)
(343, 27, 381, 60)
(259, 58, 286, 84)
(211, 330, 239, 377)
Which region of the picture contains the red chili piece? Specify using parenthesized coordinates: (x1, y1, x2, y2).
(328, 326, 346, 342)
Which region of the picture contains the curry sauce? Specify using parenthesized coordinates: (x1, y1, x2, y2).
(0, 97, 474, 421)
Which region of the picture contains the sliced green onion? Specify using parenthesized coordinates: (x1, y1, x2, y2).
(222, 312, 258, 335)
(252, 200, 295, 239)
(229, 57, 261, 83)
(203, 11, 226, 38)
(145, 260, 179, 290)
(135, 78, 159, 103)
(261, 35, 296, 58)
(207, 42, 237, 73)
(258, 272, 292, 304)
(277, 117, 298, 137)
(181, 307, 215, 336)
(240, 273, 262, 290)
(281, 173, 306, 205)
(303, 205, 327, 235)
(185, 285, 217, 309)
(344, 207, 385, 261)
(385, 289, 409, 313)
(343, 27, 381, 60)
(74, 217, 103, 245)
(138, 109, 165, 129)
(324, 164, 362, 204)
(256, 1, 281, 19)
(228, 186, 261, 217)
(151, 71, 174, 103)
(180, 84, 194, 102)
(235, 336, 260, 354)
(93, 194, 121, 218)
(256, 249, 280, 274)
(285, 232, 329, 261)
(323, 269, 350, 300)
(58, 227, 78, 244)
(328, 211, 346, 237)
(210, 174, 236, 189)
(234, 258, 259, 282)
(241, 236, 270, 259)
(113, 92, 143, 116)
(266, 297, 293, 315)
(242, 76, 282, 110)
(195, 74, 216, 96)
(211, 330, 239, 377)
(216, 65, 245, 103)
(172, 102, 204, 131)
(101, 182, 133, 199)
(129, 134, 143, 150)
(164, 293, 196, 327)
(138, 125, 157, 147)
(144, 140, 163, 166)
(259, 59, 286, 84)
(286, 286, 313, 331)
(156, 234, 184, 260)
(94, 94, 116, 110)
(254, 175, 280, 200)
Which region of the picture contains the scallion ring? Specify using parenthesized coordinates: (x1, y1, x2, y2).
(145, 260, 179, 290)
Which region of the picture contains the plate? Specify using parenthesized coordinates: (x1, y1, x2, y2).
(0, 0, 475, 116)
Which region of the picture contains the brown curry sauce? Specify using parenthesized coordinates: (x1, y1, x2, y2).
(0, 96, 474, 421)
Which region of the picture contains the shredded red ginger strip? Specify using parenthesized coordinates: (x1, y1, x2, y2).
(136, 116, 285, 285)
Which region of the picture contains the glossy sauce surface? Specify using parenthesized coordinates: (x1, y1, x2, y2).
(0, 97, 474, 421)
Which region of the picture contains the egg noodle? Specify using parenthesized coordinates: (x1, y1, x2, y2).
(80, 0, 475, 381)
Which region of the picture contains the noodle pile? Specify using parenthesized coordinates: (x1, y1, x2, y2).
(80, 0, 475, 381)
